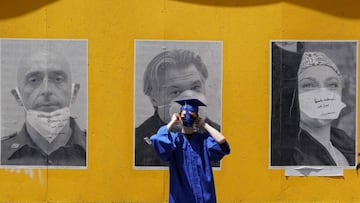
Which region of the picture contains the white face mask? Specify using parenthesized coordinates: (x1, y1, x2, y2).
(15, 85, 74, 143)
(157, 103, 172, 124)
(26, 107, 70, 143)
(299, 88, 346, 120)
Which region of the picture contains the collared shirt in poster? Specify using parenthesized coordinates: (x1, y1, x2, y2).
(1, 118, 86, 166)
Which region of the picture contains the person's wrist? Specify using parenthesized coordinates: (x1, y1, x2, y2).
(167, 120, 175, 130)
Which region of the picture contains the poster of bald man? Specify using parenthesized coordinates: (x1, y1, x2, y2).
(134, 40, 223, 168)
(0, 39, 87, 168)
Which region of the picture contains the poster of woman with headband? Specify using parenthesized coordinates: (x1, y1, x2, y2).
(270, 40, 357, 171)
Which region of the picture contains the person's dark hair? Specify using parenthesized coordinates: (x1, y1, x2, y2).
(143, 49, 208, 96)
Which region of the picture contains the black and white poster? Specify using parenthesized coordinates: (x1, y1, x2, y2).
(270, 40, 357, 168)
(0, 39, 88, 168)
(134, 40, 222, 168)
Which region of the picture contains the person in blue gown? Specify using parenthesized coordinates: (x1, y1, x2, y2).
(151, 98, 230, 203)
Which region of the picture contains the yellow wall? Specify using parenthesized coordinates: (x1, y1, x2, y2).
(0, 0, 359, 202)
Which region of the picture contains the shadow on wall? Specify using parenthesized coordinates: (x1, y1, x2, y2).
(0, 0, 58, 19)
(172, 0, 360, 18)
(1, 0, 359, 19)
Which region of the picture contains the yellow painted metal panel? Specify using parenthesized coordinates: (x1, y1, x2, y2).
(0, 0, 359, 202)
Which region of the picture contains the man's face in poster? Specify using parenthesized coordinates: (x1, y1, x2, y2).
(16, 51, 73, 112)
(150, 63, 206, 123)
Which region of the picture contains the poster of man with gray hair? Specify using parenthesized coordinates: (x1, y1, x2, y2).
(134, 40, 223, 168)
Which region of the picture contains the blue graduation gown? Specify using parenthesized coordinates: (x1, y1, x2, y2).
(151, 126, 230, 203)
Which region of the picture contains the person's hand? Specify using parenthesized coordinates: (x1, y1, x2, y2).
(171, 113, 181, 123)
(167, 113, 181, 130)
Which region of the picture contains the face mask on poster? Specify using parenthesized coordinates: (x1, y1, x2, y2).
(26, 107, 70, 143)
(157, 103, 172, 124)
(15, 85, 75, 143)
(299, 88, 346, 120)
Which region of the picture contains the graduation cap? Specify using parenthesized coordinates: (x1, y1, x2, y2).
(175, 97, 207, 127)
(175, 98, 206, 113)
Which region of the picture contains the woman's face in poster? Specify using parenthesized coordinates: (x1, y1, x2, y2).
(298, 65, 342, 95)
(298, 65, 343, 127)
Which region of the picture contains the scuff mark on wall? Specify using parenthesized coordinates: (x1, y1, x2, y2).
(5, 168, 44, 183)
